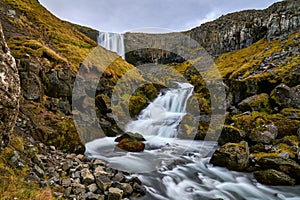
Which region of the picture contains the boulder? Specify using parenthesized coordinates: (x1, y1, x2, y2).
(210, 141, 249, 171)
(0, 23, 20, 149)
(116, 138, 145, 152)
(238, 93, 270, 112)
(248, 124, 278, 144)
(257, 156, 300, 183)
(115, 132, 146, 142)
(254, 169, 295, 185)
(271, 84, 300, 109)
(218, 125, 245, 146)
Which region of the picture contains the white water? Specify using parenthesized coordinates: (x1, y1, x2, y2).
(98, 32, 125, 58)
(126, 82, 194, 138)
(85, 82, 300, 199)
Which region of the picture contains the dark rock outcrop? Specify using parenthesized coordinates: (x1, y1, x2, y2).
(186, 0, 300, 55)
(0, 23, 20, 149)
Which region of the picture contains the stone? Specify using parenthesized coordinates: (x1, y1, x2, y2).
(132, 182, 146, 197)
(62, 160, 73, 171)
(271, 84, 300, 109)
(116, 138, 145, 152)
(25, 172, 40, 182)
(108, 187, 123, 200)
(81, 168, 95, 185)
(95, 175, 112, 191)
(254, 169, 295, 185)
(87, 183, 98, 193)
(218, 125, 245, 146)
(115, 132, 146, 142)
(210, 141, 249, 171)
(71, 183, 86, 195)
(112, 172, 125, 182)
(94, 166, 108, 177)
(120, 183, 133, 196)
(34, 165, 45, 177)
(0, 23, 20, 149)
(86, 192, 104, 200)
(249, 124, 278, 144)
(61, 178, 71, 187)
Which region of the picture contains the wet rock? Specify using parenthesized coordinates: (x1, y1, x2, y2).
(254, 169, 295, 185)
(115, 132, 146, 142)
(249, 124, 278, 144)
(108, 187, 123, 200)
(218, 125, 245, 146)
(116, 138, 145, 152)
(132, 182, 146, 197)
(120, 183, 133, 196)
(0, 23, 20, 149)
(210, 141, 249, 171)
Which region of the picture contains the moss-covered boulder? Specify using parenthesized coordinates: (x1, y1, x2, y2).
(248, 124, 278, 144)
(254, 169, 295, 185)
(238, 93, 271, 112)
(210, 141, 249, 171)
(218, 125, 246, 146)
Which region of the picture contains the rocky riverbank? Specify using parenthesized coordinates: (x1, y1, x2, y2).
(9, 123, 146, 200)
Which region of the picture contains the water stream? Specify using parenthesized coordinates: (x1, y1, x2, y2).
(86, 83, 300, 200)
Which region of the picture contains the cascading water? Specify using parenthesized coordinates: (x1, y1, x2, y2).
(126, 82, 194, 138)
(85, 82, 300, 200)
(98, 32, 125, 58)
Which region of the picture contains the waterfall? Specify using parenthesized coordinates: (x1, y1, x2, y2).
(125, 82, 194, 138)
(98, 32, 125, 58)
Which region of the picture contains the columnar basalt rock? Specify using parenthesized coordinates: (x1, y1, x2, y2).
(0, 23, 20, 149)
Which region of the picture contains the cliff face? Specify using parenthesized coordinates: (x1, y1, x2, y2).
(186, 0, 300, 55)
(125, 0, 300, 64)
(0, 23, 20, 149)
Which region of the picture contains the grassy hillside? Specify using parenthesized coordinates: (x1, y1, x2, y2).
(1, 0, 97, 71)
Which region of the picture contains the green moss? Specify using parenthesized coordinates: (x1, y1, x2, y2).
(129, 95, 147, 117)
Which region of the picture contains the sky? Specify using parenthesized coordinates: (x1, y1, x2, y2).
(39, 0, 281, 33)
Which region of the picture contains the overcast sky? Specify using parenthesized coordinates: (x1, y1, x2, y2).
(39, 0, 281, 33)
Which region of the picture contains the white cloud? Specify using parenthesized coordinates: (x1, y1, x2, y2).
(39, 0, 280, 33)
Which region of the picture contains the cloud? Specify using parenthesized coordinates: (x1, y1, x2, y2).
(39, 0, 280, 33)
